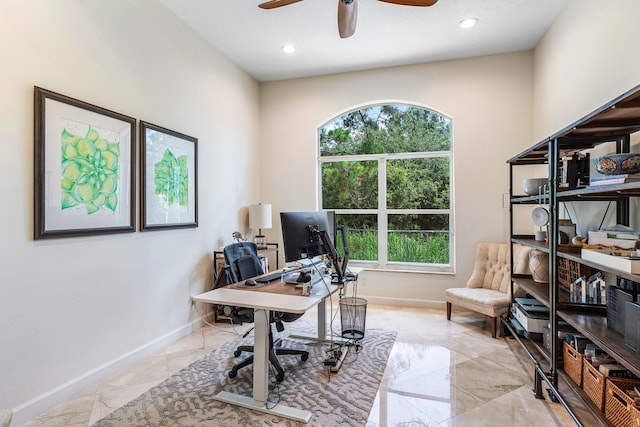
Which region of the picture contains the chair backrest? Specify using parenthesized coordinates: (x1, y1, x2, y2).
(222, 242, 302, 325)
(223, 242, 264, 283)
(466, 242, 531, 294)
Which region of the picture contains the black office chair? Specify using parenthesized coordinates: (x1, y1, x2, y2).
(222, 242, 309, 382)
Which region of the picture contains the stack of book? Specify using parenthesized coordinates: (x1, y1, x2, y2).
(588, 174, 640, 187)
(588, 228, 640, 249)
(599, 363, 638, 379)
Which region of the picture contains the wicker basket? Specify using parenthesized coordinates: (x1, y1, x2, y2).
(605, 378, 640, 427)
(583, 358, 606, 410)
(630, 404, 640, 427)
(563, 341, 584, 387)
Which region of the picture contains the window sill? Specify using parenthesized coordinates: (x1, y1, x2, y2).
(348, 261, 455, 275)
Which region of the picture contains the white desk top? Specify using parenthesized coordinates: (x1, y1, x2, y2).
(193, 282, 339, 313)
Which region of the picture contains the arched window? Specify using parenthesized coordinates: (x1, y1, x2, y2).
(319, 103, 454, 272)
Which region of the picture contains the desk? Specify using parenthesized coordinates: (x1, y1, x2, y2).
(193, 275, 339, 423)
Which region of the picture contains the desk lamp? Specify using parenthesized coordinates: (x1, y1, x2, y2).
(249, 203, 272, 249)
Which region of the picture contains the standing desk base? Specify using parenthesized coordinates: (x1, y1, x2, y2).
(288, 331, 348, 346)
(214, 391, 312, 423)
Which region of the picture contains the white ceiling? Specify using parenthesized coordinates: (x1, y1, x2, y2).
(158, 0, 567, 82)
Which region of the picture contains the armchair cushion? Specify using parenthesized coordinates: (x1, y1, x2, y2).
(445, 287, 511, 318)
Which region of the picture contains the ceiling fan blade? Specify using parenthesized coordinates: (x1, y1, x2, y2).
(338, 0, 358, 39)
(258, 0, 303, 9)
(377, 0, 437, 6)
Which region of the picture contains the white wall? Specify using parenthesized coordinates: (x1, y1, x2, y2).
(259, 52, 535, 307)
(533, 0, 640, 140)
(0, 1, 259, 423)
(532, 0, 640, 239)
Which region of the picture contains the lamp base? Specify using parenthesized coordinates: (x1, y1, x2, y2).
(254, 235, 267, 249)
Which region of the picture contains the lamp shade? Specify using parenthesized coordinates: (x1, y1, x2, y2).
(249, 203, 272, 231)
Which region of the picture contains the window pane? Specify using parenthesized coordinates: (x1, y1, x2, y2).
(336, 214, 378, 261)
(388, 214, 449, 264)
(322, 161, 377, 209)
(319, 102, 453, 271)
(320, 105, 451, 157)
(387, 158, 450, 209)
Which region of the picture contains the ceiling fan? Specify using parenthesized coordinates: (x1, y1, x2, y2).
(258, 0, 438, 39)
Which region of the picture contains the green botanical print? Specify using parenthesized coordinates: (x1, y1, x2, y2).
(154, 149, 188, 206)
(61, 127, 120, 214)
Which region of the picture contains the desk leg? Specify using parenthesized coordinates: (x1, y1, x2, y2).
(288, 299, 347, 345)
(214, 308, 312, 423)
(318, 299, 326, 340)
(253, 308, 269, 405)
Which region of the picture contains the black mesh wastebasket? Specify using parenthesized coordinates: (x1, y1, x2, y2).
(340, 297, 367, 340)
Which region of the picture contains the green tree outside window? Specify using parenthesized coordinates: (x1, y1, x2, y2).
(320, 104, 452, 270)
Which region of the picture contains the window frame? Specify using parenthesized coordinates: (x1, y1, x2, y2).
(317, 102, 455, 274)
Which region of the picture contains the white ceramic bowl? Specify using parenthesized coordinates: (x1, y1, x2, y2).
(522, 178, 548, 195)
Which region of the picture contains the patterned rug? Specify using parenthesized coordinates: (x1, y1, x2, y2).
(91, 329, 397, 427)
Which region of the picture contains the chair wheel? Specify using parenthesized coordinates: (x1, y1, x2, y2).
(276, 372, 285, 382)
(301, 353, 309, 361)
(229, 369, 237, 378)
(234, 350, 242, 357)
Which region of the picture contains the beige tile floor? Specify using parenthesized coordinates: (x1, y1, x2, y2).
(23, 303, 589, 426)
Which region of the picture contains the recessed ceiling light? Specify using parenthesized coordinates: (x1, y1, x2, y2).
(459, 17, 478, 29)
(281, 44, 296, 54)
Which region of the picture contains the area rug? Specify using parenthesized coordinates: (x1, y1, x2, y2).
(91, 329, 397, 427)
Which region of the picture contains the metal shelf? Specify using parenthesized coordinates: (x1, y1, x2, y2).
(507, 84, 640, 427)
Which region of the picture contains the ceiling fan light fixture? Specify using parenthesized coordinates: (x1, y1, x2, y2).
(459, 17, 478, 29)
(281, 44, 296, 54)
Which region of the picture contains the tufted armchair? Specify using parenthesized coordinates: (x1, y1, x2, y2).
(445, 242, 531, 338)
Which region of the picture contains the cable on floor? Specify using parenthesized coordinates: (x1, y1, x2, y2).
(191, 301, 240, 335)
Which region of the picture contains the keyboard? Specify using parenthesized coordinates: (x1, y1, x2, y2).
(255, 271, 283, 283)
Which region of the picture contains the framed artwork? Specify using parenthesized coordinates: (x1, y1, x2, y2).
(140, 121, 198, 231)
(34, 87, 136, 239)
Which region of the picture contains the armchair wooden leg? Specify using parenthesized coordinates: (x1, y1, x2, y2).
(490, 317, 497, 338)
(446, 302, 452, 320)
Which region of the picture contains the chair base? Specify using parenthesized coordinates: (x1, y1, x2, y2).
(446, 302, 498, 339)
(229, 330, 309, 382)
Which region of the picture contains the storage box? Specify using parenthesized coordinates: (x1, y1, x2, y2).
(583, 358, 606, 410)
(513, 298, 549, 334)
(608, 287, 636, 334)
(605, 378, 640, 427)
(563, 341, 584, 387)
(625, 301, 640, 352)
(582, 249, 640, 274)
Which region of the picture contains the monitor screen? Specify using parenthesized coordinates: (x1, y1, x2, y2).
(280, 211, 331, 263)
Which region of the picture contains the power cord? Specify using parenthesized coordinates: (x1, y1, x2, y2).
(311, 260, 344, 368)
(191, 300, 239, 336)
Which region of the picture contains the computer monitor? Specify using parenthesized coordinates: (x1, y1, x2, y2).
(280, 211, 347, 283)
(280, 211, 330, 262)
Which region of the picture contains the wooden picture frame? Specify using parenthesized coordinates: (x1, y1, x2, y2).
(34, 87, 136, 239)
(140, 121, 198, 231)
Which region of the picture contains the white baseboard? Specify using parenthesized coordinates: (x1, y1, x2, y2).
(359, 295, 445, 310)
(11, 315, 209, 427)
